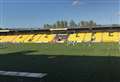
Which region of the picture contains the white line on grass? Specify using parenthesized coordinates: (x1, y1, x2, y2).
(0, 71, 47, 78)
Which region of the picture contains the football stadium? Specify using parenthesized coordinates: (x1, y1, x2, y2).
(0, 26, 120, 82)
(0, 0, 120, 82)
(0, 26, 120, 55)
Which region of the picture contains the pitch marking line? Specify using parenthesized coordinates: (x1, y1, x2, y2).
(0, 71, 47, 78)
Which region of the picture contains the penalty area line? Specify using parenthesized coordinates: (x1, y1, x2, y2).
(0, 70, 47, 78)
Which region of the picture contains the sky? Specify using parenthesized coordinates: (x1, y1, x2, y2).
(0, 0, 120, 28)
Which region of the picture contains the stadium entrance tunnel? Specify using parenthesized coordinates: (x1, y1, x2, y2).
(0, 51, 120, 82)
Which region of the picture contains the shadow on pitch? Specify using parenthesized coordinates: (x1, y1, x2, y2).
(0, 51, 120, 82)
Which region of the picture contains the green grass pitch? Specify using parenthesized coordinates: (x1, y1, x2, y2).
(0, 43, 120, 56)
(0, 43, 120, 82)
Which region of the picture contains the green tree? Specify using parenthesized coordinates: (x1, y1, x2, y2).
(44, 24, 50, 29)
(60, 21, 65, 28)
(89, 20, 96, 27)
(112, 24, 120, 27)
(56, 21, 61, 28)
(53, 24, 57, 28)
(80, 20, 96, 28)
(69, 20, 77, 28)
(64, 21, 68, 28)
(80, 21, 86, 27)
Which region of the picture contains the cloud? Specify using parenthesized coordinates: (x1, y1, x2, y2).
(72, 0, 81, 6)
(117, 12, 120, 16)
(116, 12, 120, 16)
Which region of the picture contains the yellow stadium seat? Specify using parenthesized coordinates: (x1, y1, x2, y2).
(103, 32, 119, 42)
(13, 34, 29, 43)
(37, 34, 55, 43)
(76, 33, 85, 42)
(0, 32, 119, 43)
(68, 33, 87, 42)
(1, 35, 10, 42)
(94, 32, 103, 42)
(112, 32, 119, 42)
(23, 34, 34, 42)
(68, 34, 77, 42)
(0, 35, 6, 42)
(32, 34, 42, 43)
(83, 33, 92, 42)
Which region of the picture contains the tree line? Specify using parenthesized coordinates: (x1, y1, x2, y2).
(43, 20, 97, 29)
